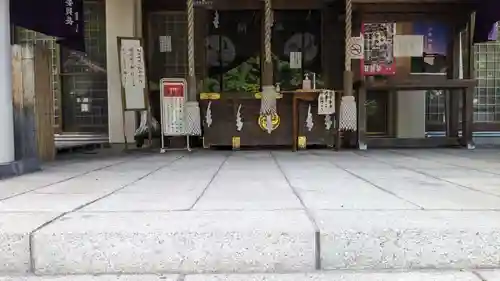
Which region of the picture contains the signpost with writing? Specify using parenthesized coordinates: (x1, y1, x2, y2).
(160, 78, 198, 152)
(117, 36, 152, 150)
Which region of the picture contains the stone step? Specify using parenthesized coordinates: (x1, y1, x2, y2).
(3, 210, 500, 275)
(0, 271, 499, 281)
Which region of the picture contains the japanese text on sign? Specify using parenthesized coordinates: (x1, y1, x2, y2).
(120, 43, 146, 89)
(119, 38, 147, 110)
(64, 0, 79, 32)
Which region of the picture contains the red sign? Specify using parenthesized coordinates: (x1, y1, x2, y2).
(163, 82, 185, 97)
(360, 22, 396, 76)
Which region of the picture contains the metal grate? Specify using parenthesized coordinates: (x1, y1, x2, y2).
(425, 24, 500, 129)
(60, 0, 108, 133)
(14, 28, 61, 132)
(474, 41, 500, 123)
(425, 89, 446, 125)
(149, 12, 188, 82)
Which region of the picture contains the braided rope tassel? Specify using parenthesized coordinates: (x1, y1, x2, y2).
(264, 0, 272, 63)
(339, 0, 357, 132)
(260, 0, 277, 134)
(345, 0, 352, 71)
(187, 0, 195, 94)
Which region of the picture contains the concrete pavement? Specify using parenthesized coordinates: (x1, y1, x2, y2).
(2, 149, 500, 275)
(1, 271, 500, 280)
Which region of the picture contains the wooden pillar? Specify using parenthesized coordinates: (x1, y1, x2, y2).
(34, 43, 56, 161)
(357, 82, 367, 146)
(446, 26, 460, 138)
(354, 13, 366, 149)
(462, 13, 475, 148)
(195, 8, 207, 91)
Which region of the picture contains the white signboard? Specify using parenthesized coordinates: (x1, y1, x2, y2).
(289, 51, 302, 69)
(318, 90, 335, 115)
(347, 36, 364, 59)
(119, 38, 146, 110)
(160, 78, 186, 136)
(394, 35, 424, 57)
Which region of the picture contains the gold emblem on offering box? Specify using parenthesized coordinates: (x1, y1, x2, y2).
(199, 92, 221, 100)
(298, 136, 307, 149)
(232, 136, 240, 150)
(258, 113, 280, 132)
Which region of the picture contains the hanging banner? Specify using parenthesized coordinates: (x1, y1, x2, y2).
(361, 22, 396, 76)
(10, 0, 85, 51)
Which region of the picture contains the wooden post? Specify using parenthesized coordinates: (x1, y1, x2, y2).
(34, 43, 56, 161)
(357, 83, 367, 146)
(12, 45, 25, 161)
(12, 43, 55, 164)
(446, 26, 460, 138)
(462, 12, 475, 148)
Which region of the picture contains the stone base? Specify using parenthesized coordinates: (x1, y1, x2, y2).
(0, 158, 40, 179)
(32, 211, 316, 275)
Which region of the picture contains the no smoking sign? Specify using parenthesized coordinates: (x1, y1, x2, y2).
(347, 36, 364, 59)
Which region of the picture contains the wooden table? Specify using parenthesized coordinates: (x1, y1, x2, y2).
(355, 77, 476, 149)
(281, 90, 341, 151)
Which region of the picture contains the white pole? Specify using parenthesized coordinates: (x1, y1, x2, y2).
(0, 0, 15, 164)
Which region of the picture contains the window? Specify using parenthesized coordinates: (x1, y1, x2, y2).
(204, 11, 261, 93)
(474, 41, 500, 123)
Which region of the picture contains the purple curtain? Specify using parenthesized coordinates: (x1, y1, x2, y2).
(473, 0, 499, 43)
(10, 0, 85, 52)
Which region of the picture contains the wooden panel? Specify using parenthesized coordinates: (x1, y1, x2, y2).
(34, 43, 56, 161)
(298, 101, 335, 146)
(12, 45, 27, 161)
(200, 98, 295, 147)
(12, 43, 55, 162)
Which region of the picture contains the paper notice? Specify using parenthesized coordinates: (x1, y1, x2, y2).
(394, 35, 424, 57)
(159, 35, 172, 53)
(290, 51, 302, 69)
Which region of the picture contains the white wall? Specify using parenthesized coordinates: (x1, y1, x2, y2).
(106, 0, 142, 143)
(0, 0, 14, 163)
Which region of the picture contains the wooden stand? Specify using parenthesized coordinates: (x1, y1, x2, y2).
(355, 76, 476, 148)
(117, 37, 153, 150)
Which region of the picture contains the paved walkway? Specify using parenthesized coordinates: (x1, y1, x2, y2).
(2, 149, 500, 276)
(1, 271, 500, 280)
